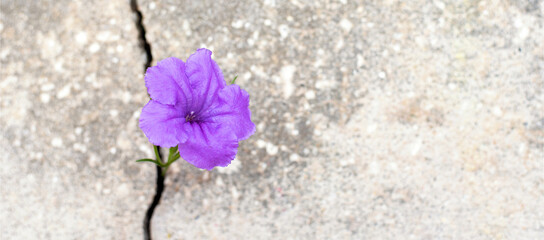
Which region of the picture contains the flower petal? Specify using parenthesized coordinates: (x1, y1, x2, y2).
(178, 122, 238, 170)
(145, 57, 193, 106)
(201, 84, 256, 141)
(139, 100, 189, 147)
(185, 48, 226, 113)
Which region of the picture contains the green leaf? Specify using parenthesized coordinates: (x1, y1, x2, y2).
(136, 158, 158, 164)
(231, 75, 238, 84)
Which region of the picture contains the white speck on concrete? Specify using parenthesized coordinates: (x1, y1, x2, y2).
(73, 143, 87, 153)
(411, 139, 422, 156)
(305, 90, 316, 100)
(139, 144, 153, 157)
(492, 106, 503, 117)
(335, 38, 344, 50)
(434, 1, 445, 10)
(518, 143, 527, 155)
(75, 31, 88, 45)
(109, 109, 119, 117)
(51, 137, 63, 148)
(256, 139, 266, 148)
(40, 83, 55, 92)
(215, 176, 224, 186)
(257, 122, 266, 132)
(285, 123, 299, 136)
(116, 183, 130, 197)
(415, 36, 426, 47)
(95, 182, 103, 192)
(230, 186, 240, 199)
(38, 32, 62, 59)
(280, 65, 296, 98)
(259, 162, 267, 171)
(40, 93, 51, 103)
(89, 43, 100, 53)
(266, 142, 279, 155)
(367, 123, 377, 134)
(56, 84, 71, 99)
(340, 157, 355, 166)
(182, 20, 192, 36)
(289, 153, 300, 162)
(368, 161, 380, 175)
(54, 60, 64, 72)
(0, 75, 16, 88)
(357, 54, 365, 67)
(96, 31, 111, 42)
(88, 154, 99, 167)
(303, 102, 310, 110)
(315, 79, 336, 90)
(243, 72, 252, 81)
(278, 24, 289, 39)
(116, 133, 132, 150)
(263, 0, 276, 7)
(232, 20, 244, 29)
(518, 27, 530, 42)
(339, 18, 353, 32)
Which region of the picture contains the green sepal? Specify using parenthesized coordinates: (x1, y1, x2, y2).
(231, 75, 238, 84)
(172, 152, 180, 161)
(169, 146, 178, 155)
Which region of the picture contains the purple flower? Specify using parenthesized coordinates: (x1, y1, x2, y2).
(139, 48, 255, 170)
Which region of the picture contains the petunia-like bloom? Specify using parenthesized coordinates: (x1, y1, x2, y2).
(139, 48, 255, 170)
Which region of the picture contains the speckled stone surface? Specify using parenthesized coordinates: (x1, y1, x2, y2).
(0, 0, 155, 239)
(140, 0, 543, 239)
(1, 0, 543, 239)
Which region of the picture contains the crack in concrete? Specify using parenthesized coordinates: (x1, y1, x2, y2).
(143, 164, 165, 240)
(131, 0, 153, 71)
(129, 1, 164, 240)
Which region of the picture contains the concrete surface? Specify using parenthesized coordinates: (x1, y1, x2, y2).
(1, 0, 543, 239)
(0, 0, 155, 238)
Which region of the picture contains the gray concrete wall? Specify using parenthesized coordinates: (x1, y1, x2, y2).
(1, 0, 543, 239)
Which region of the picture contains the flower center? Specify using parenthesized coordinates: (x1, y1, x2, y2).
(185, 111, 197, 123)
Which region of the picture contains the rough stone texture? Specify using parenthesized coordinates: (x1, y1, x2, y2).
(1, 0, 543, 239)
(0, 0, 155, 239)
(140, 0, 543, 239)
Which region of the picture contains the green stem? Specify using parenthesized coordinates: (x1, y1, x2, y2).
(153, 145, 162, 164)
(160, 146, 181, 177)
